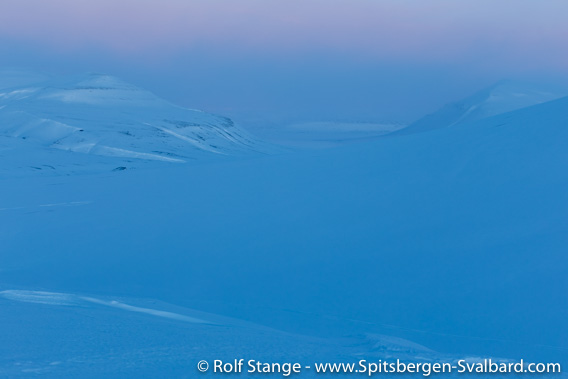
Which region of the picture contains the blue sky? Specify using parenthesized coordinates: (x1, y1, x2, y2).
(1, 0, 567, 124)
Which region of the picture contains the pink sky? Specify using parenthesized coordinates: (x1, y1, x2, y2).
(1, 0, 567, 71)
(1, 0, 567, 123)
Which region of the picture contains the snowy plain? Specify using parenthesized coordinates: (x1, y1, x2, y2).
(0, 72, 567, 377)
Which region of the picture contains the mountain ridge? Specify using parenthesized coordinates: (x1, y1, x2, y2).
(394, 80, 568, 136)
(0, 72, 268, 174)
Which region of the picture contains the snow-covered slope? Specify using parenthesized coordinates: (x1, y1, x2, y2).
(0, 73, 264, 174)
(1, 93, 567, 376)
(396, 80, 567, 135)
(1, 289, 477, 377)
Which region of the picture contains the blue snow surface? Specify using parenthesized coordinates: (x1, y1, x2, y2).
(0, 73, 567, 378)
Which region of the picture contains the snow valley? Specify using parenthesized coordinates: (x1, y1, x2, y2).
(1, 71, 567, 377)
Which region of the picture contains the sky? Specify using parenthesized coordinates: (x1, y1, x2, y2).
(1, 0, 567, 126)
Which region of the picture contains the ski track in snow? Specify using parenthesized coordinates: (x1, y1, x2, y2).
(0, 290, 213, 325)
(0, 201, 92, 212)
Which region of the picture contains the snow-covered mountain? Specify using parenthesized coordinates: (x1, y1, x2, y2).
(0, 72, 264, 174)
(396, 80, 567, 135)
